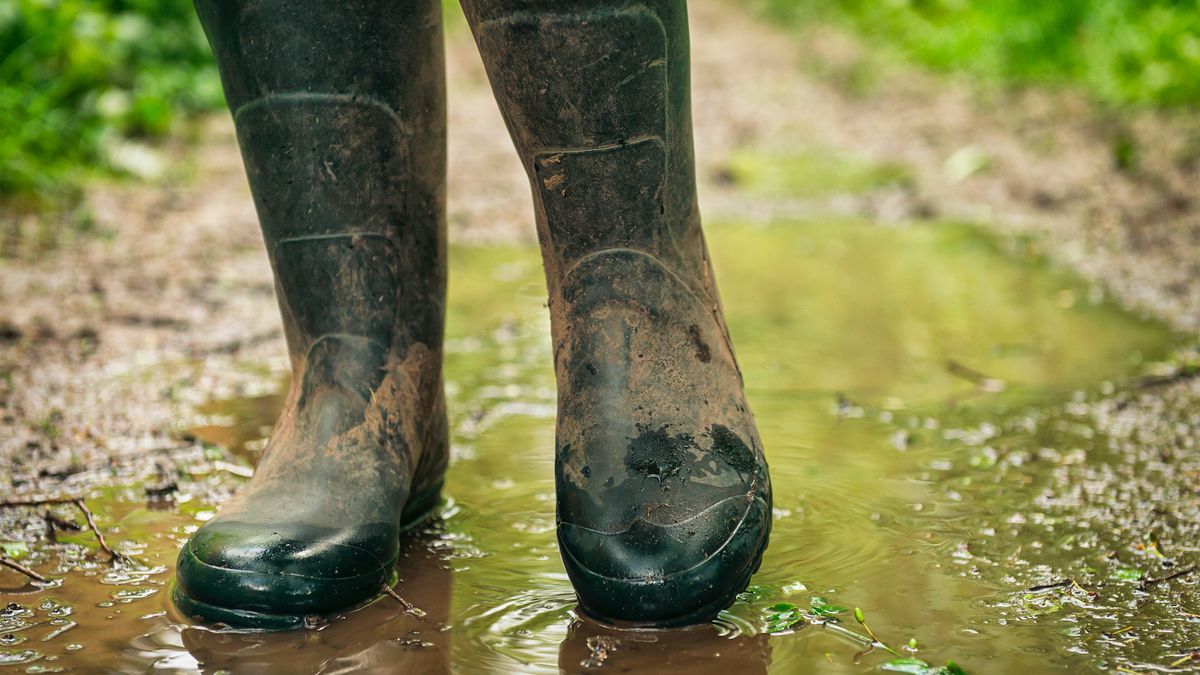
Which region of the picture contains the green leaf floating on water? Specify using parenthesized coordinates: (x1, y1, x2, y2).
(1, 542, 30, 559)
(882, 659, 934, 674)
(737, 584, 773, 602)
(881, 658, 968, 675)
(763, 602, 805, 633)
(809, 596, 849, 616)
(1111, 568, 1143, 581)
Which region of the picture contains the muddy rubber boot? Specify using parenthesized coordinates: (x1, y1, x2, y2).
(462, 0, 772, 625)
(173, 0, 448, 630)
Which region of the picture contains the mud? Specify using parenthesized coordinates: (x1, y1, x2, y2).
(3, 0, 1200, 671)
(4, 218, 1193, 671)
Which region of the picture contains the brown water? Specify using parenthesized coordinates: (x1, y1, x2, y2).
(3, 218, 1195, 673)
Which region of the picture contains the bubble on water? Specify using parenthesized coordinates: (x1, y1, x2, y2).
(1, 604, 30, 620)
(111, 588, 157, 602)
(782, 581, 808, 595)
(101, 565, 167, 586)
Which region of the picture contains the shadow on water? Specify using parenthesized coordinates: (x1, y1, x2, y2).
(2, 218, 1190, 672)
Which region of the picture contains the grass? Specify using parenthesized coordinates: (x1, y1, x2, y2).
(2, 0, 467, 250)
(0, 0, 221, 205)
(756, 0, 1200, 109)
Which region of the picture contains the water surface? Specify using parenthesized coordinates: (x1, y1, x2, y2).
(2, 218, 1189, 673)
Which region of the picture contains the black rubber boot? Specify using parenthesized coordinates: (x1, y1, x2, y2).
(462, 0, 772, 625)
(174, 0, 448, 630)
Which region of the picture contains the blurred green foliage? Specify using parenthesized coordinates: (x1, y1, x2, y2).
(760, 0, 1200, 108)
(0, 0, 221, 200)
(5, 0, 1197, 209)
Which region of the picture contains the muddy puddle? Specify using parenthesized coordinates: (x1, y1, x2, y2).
(3, 218, 1194, 673)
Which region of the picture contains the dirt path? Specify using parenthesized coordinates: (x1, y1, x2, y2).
(2, 0, 1198, 477)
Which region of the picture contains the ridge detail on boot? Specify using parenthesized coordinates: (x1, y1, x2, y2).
(235, 98, 411, 244)
(475, 8, 666, 149)
(535, 140, 670, 270)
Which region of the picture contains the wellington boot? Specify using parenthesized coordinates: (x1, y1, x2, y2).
(464, 0, 772, 625)
(174, 0, 448, 630)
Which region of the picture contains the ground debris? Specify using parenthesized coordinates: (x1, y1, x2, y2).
(581, 635, 619, 669)
(0, 496, 132, 565)
(381, 584, 426, 619)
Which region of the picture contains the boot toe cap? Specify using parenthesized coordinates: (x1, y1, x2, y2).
(174, 520, 395, 629)
(558, 492, 771, 626)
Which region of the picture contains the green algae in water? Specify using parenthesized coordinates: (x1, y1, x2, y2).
(4, 217, 1187, 673)
(724, 148, 914, 197)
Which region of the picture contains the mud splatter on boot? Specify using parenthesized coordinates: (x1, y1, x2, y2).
(174, 0, 448, 630)
(462, 0, 772, 626)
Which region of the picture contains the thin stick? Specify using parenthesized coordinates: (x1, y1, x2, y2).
(43, 511, 82, 531)
(1140, 565, 1196, 591)
(72, 499, 128, 563)
(946, 359, 1006, 392)
(381, 584, 426, 619)
(1026, 578, 1074, 592)
(3, 496, 131, 565)
(0, 556, 48, 583)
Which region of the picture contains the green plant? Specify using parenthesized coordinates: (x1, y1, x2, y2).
(0, 0, 222, 202)
(757, 0, 1200, 109)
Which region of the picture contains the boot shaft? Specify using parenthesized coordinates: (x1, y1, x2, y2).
(462, 0, 707, 296)
(195, 0, 448, 360)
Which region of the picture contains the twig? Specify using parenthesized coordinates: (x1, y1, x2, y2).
(0, 556, 48, 583)
(852, 642, 875, 665)
(804, 614, 872, 647)
(72, 499, 129, 563)
(1139, 565, 1196, 591)
(381, 584, 426, 619)
(946, 359, 1006, 392)
(1, 496, 130, 564)
(1132, 366, 1200, 391)
(43, 511, 82, 532)
(852, 607, 901, 657)
(1026, 578, 1074, 592)
(1169, 651, 1200, 668)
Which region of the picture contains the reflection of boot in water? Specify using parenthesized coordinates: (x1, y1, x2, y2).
(173, 0, 449, 629)
(558, 616, 771, 675)
(461, 0, 773, 625)
(180, 529, 453, 674)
